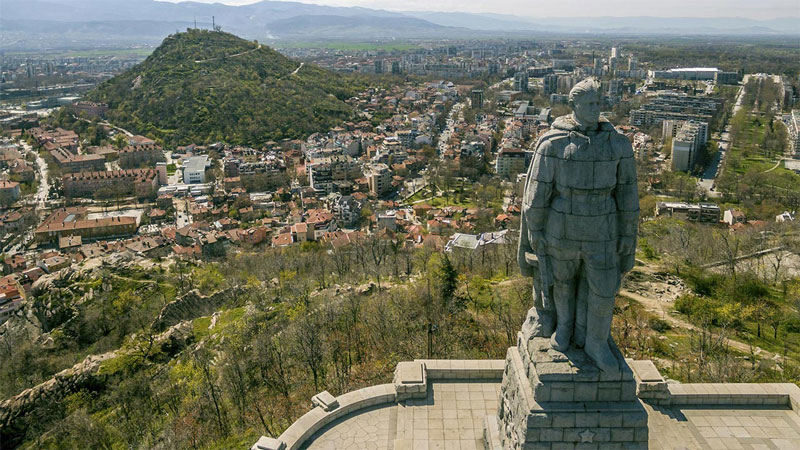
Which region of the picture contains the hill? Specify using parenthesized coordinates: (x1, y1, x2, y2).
(87, 29, 358, 146)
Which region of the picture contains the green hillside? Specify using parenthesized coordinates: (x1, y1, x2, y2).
(88, 29, 357, 146)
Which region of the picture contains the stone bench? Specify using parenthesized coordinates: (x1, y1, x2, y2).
(629, 359, 669, 404)
(667, 383, 800, 407)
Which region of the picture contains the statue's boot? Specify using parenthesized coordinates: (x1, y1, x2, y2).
(549, 282, 575, 352)
(584, 294, 618, 373)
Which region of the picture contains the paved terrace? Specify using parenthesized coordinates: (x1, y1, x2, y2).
(253, 360, 800, 450)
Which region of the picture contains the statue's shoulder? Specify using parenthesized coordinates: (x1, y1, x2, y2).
(596, 119, 633, 158)
(534, 128, 570, 154)
(534, 132, 569, 157)
(606, 125, 634, 159)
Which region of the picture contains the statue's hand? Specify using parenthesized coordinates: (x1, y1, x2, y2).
(618, 237, 636, 274)
(619, 253, 635, 274)
(617, 236, 636, 256)
(518, 248, 534, 277)
(529, 230, 546, 253)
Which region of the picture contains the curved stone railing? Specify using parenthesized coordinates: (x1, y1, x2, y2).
(251, 384, 396, 450)
(251, 359, 505, 450)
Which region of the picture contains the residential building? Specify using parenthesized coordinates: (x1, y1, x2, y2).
(0, 181, 20, 205)
(471, 89, 484, 109)
(723, 209, 746, 226)
(119, 144, 165, 168)
(329, 194, 362, 228)
(650, 67, 720, 80)
(495, 148, 531, 179)
(513, 72, 529, 93)
(656, 202, 721, 222)
(671, 121, 709, 172)
(63, 169, 159, 198)
(50, 147, 105, 172)
(631, 91, 720, 128)
(70, 101, 108, 117)
(34, 207, 138, 243)
(308, 155, 358, 194)
(366, 163, 392, 197)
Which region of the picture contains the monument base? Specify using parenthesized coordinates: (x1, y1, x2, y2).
(495, 334, 648, 449)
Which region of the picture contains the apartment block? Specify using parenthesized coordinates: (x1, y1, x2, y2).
(631, 91, 720, 128)
(63, 169, 159, 198)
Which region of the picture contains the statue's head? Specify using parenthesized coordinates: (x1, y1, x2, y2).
(569, 78, 601, 129)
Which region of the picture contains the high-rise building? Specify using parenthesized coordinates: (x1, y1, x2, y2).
(514, 71, 529, 93)
(471, 89, 484, 109)
(671, 121, 708, 172)
(543, 74, 558, 96)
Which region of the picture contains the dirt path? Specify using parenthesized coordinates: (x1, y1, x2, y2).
(194, 43, 262, 64)
(618, 289, 780, 362)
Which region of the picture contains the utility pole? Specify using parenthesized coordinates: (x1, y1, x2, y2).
(212, 16, 215, 30)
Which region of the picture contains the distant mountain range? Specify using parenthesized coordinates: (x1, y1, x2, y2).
(1, 0, 798, 50)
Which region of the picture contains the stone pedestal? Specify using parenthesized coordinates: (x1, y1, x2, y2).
(496, 334, 648, 450)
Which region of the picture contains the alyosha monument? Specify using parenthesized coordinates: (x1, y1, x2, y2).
(498, 77, 647, 449)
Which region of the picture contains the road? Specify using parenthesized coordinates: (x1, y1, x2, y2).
(29, 143, 50, 207)
(697, 75, 749, 196)
(437, 102, 464, 155)
(175, 198, 191, 228)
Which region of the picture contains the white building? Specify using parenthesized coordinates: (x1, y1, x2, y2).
(365, 163, 392, 197)
(183, 155, 208, 184)
(671, 121, 708, 173)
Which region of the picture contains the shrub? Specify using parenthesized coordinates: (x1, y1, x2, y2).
(648, 317, 672, 333)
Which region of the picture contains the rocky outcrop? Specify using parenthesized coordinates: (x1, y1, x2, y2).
(0, 352, 114, 446)
(0, 321, 194, 447)
(152, 289, 234, 331)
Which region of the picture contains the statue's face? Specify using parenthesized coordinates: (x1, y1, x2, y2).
(572, 93, 601, 127)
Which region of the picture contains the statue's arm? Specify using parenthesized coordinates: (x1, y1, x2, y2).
(522, 139, 556, 248)
(615, 138, 639, 272)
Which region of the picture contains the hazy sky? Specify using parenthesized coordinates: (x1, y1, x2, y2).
(161, 0, 799, 20)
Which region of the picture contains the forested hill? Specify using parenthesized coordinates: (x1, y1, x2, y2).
(87, 29, 358, 146)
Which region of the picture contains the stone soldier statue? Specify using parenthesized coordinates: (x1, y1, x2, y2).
(518, 78, 638, 372)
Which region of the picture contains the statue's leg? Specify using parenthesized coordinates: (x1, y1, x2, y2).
(534, 273, 555, 337)
(548, 251, 578, 352)
(573, 271, 589, 348)
(583, 292, 617, 372)
(583, 250, 622, 372)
